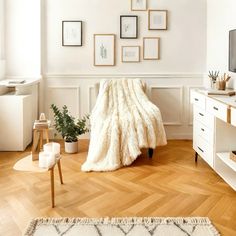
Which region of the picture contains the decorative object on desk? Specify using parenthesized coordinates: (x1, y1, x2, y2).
(8, 79, 25, 84)
(24, 217, 220, 236)
(148, 10, 168, 30)
(208, 71, 219, 89)
(120, 15, 138, 39)
(131, 0, 147, 11)
(94, 34, 116, 66)
(62, 21, 82, 46)
(216, 73, 231, 90)
(39, 112, 46, 120)
(200, 89, 235, 96)
(32, 115, 51, 161)
(50, 104, 89, 154)
(230, 151, 236, 162)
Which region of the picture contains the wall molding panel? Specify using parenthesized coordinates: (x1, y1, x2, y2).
(43, 73, 204, 139)
(45, 73, 203, 80)
(150, 86, 184, 126)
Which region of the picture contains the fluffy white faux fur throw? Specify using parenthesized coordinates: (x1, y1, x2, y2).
(81, 79, 167, 172)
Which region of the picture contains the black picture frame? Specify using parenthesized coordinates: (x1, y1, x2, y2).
(120, 15, 138, 39)
(62, 21, 83, 46)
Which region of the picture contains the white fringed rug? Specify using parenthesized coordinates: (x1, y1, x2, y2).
(24, 217, 220, 236)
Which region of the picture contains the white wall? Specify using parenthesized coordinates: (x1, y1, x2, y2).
(206, 0, 236, 88)
(5, 0, 41, 77)
(0, 0, 5, 79)
(45, 0, 206, 75)
(4, 0, 207, 139)
(43, 0, 206, 139)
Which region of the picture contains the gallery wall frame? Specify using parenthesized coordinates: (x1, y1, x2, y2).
(131, 0, 147, 11)
(62, 21, 83, 46)
(143, 37, 160, 60)
(120, 15, 138, 39)
(121, 46, 140, 63)
(148, 10, 168, 30)
(94, 34, 116, 66)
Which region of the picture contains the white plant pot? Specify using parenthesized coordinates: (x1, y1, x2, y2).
(64, 141, 78, 153)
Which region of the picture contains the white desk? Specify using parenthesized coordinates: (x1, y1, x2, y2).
(191, 89, 236, 190)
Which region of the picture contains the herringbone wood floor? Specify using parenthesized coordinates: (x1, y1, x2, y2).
(1, 140, 236, 235)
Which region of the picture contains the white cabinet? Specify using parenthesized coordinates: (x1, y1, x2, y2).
(0, 94, 32, 151)
(231, 107, 236, 127)
(192, 91, 214, 168)
(191, 90, 236, 190)
(206, 97, 229, 122)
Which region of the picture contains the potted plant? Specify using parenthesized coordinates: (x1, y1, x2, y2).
(50, 104, 89, 153)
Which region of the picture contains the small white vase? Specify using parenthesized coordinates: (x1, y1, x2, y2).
(64, 141, 78, 153)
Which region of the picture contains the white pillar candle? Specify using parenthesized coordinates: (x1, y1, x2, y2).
(47, 153, 56, 168)
(43, 142, 60, 156)
(43, 142, 53, 153)
(39, 152, 49, 168)
(52, 142, 60, 155)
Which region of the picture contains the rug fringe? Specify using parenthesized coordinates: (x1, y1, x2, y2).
(24, 217, 220, 236)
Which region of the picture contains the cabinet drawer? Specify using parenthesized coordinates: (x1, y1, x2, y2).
(231, 107, 236, 127)
(193, 106, 214, 130)
(194, 137, 214, 168)
(206, 97, 229, 122)
(191, 90, 206, 109)
(194, 121, 213, 144)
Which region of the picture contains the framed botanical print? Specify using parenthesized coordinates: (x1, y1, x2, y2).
(94, 34, 116, 66)
(62, 21, 82, 46)
(122, 46, 140, 62)
(120, 16, 138, 39)
(143, 37, 160, 60)
(131, 0, 147, 11)
(148, 10, 168, 30)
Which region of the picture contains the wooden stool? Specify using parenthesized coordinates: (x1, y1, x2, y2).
(32, 127, 50, 161)
(13, 155, 63, 208)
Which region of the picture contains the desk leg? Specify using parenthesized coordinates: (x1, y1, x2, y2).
(57, 160, 64, 184)
(39, 130, 43, 151)
(50, 168, 55, 208)
(195, 152, 198, 163)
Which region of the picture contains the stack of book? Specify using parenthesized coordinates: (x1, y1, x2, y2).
(33, 119, 50, 129)
(199, 89, 235, 96)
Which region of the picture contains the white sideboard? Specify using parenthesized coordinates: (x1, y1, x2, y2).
(191, 89, 236, 190)
(0, 94, 32, 151)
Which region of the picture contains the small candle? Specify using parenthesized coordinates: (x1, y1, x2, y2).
(47, 153, 56, 168)
(43, 142, 53, 153)
(39, 152, 49, 168)
(52, 142, 60, 155)
(44, 142, 60, 156)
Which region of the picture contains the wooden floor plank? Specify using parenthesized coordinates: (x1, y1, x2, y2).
(0, 140, 236, 235)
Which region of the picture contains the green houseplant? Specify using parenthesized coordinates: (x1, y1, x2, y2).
(51, 104, 89, 153)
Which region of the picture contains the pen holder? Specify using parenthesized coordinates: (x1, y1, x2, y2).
(216, 80, 226, 90)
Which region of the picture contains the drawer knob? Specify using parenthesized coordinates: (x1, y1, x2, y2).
(194, 98, 199, 101)
(201, 128, 205, 132)
(198, 146, 204, 153)
(213, 106, 219, 111)
(199, 113, 204, 117)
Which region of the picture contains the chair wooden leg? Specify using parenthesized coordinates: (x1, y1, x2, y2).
(148, 148, 153, 158)
(50, 168, 55, 208)
(39, 130, 43, 151)
(195, 152, 198, 163)
(57, 160, 64, 185)
(45, 129, 50, 143)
